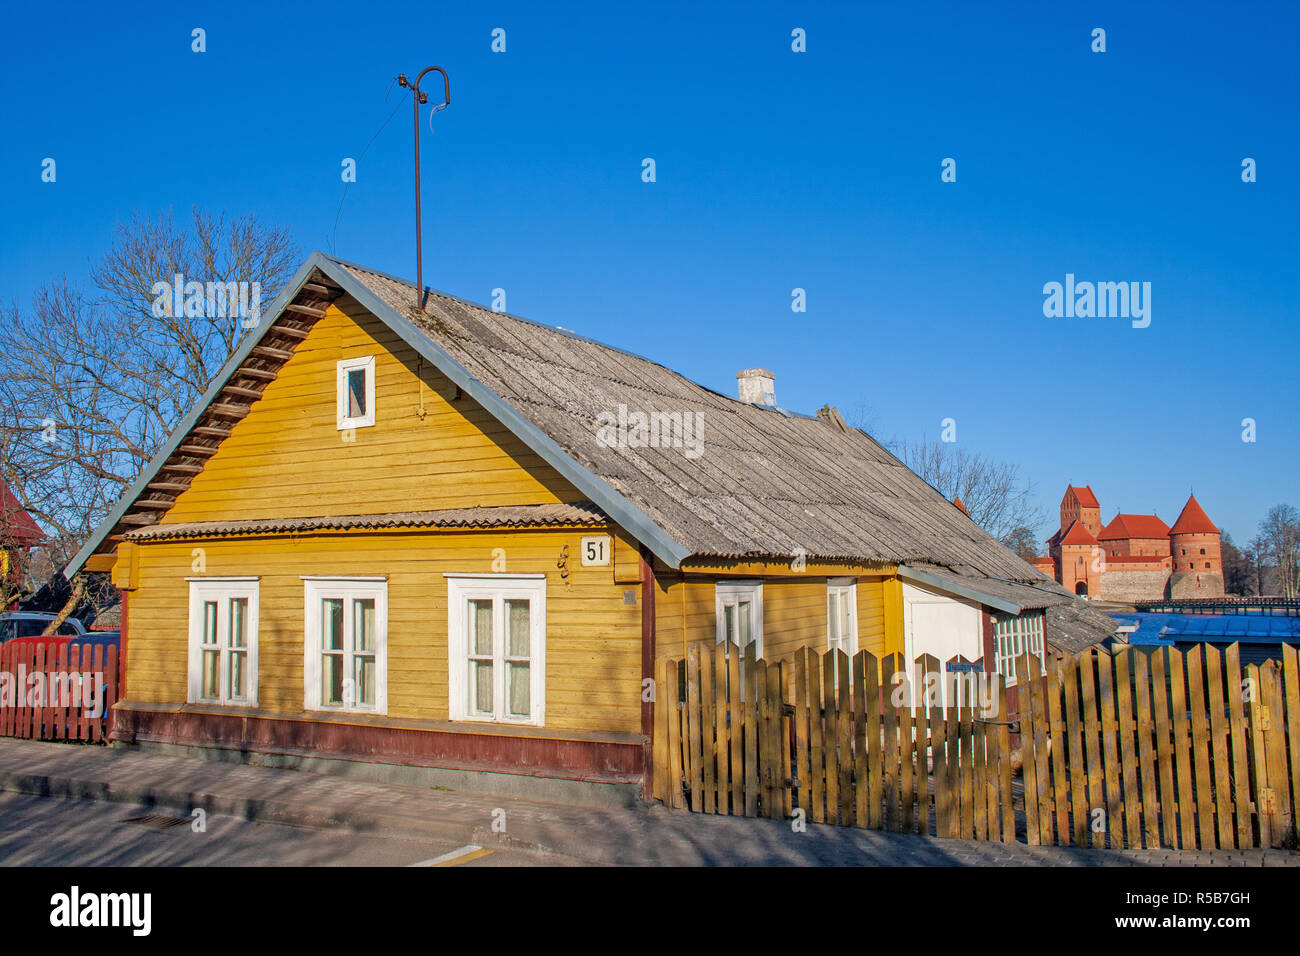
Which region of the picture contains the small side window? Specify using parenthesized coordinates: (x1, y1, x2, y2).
(337, 356, 376, 430)
(827, 578, 858, 658)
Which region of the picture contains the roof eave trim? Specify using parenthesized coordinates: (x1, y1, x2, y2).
(898, 565, 1023, 615)
(63, 256, 327, 579)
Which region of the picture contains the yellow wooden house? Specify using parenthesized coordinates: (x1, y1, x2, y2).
(69, 253, 1097, 801)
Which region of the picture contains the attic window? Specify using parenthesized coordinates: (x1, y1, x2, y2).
(337, 356, 376, 430)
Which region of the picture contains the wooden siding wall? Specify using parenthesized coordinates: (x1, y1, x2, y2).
(653, 575, 889, 662)
(162, 299, 584, 524)
(127, 528, 642, 735)
(857, 579, 888, 656)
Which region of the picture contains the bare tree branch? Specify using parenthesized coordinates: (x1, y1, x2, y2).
(891, 438, 1048, 549)
(1, 208, 299, 546)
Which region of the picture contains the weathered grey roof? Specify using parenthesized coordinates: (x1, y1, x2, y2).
(901, 563, 1073, 614)
(1046, 601, 1121, 655)
(68, 251, 1055, 594)
(335, 258, 1044, 582)
(123, 503, 607, 541)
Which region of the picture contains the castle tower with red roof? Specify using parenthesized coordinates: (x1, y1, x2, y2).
(1055, 519, 1102, 597)
(1168, 494, 1224, 598)
(1039, 485, 1223, 602)
(1059, 485, 1101, 538)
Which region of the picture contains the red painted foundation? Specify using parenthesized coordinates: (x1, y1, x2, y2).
(111, 704, 644, 784)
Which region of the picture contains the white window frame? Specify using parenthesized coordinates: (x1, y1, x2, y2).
(827, 577, 858, 657)
(446, 574, 547, 726)
(336, 355, 376, 430)
(186, 578, 259, 707)
(303, 577, 388, 714)
(715, 580, 764, 658)
(993, 612, 1045, 686)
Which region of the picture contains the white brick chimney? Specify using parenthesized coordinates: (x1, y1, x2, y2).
(737, 368, 776, 407)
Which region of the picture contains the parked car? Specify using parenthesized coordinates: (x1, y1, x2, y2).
(5, 627, 117, 652)
(0, 612, 88, 643)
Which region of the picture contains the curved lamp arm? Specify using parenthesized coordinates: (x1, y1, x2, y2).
(396, 65, 452, 310)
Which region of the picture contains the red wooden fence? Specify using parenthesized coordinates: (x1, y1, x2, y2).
(0, 641, 118, 742)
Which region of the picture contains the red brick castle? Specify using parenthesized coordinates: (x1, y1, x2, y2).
(1032, 485, 1224, 602)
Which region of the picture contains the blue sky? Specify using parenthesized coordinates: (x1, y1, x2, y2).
(2, 1, 1296, 545)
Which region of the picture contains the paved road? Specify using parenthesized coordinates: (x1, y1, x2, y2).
(0, 792, 567, 867)
(1, 739, 1296, 866)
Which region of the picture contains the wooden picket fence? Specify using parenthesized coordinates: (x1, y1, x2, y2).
(0, 641, 119, 742)
(654, 641, 1300, 850)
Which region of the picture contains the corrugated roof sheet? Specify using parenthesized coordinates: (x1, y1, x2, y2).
(1162, 615, 1300, 641)
(905, 563, 1072, 611)
(123, 502, 607, 541)
(335, 260, 1047, 583)
(1046, 601, 1120, 654)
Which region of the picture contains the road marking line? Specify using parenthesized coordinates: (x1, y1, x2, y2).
(409, 844, 494, 867)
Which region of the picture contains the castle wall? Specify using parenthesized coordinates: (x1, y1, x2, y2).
(1099, 569, 1170, 603)
(1169, 570, 1226, 599)
(1105, 537, 1170, 558)
(1171, 532, 1222, 576)
(1060, 543, 1102, 596)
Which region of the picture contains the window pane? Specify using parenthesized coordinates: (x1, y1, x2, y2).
(508, 661, 530, 716)
(472, 661, 493, 714)
(322, 599, 343, 650)
(724, 604, 737, 645)
(354, 599, 375, 652)
(229, 598, 247, 649)
(355, 655, 376, 706)
(203, 602, 218, 646)
(323, 653, 344, 706)
(202, 649, 220, 698)
(506, 599, 530, 657)
(469, 599, 493, 656)
(229, 650, 246, 700)
(738, 601, 752, 647)
(347, 368, 366, 417)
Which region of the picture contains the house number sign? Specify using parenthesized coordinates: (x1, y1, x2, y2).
(581, 535, 612, 567)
